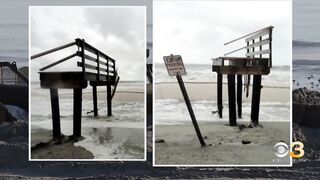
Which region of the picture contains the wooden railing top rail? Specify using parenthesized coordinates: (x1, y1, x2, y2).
(223, 26, 273, 56)
(224, 26, 273, 45)
(78, 39, 115, 65)
(212, 26, 274, 70)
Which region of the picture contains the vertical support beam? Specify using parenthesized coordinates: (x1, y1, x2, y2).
(79, 39, 86, 79)
(237, 74, 243, 118)
(176, 75, 206, 146)
(73, 88, 82, 137)
(92, 84, 98, 116)
(50, 88, 61, 139)
(251, 75, 262, 124)
(217, 73, 223, 118)
(107, 84, 112, 116)
(246, 75, 251, 98)
(97, 53, 100, 81)
(227, 74, 237, 126)
(269, 28, 273, 67)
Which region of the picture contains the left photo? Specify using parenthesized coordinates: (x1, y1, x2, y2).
(29, 6, 146, 160)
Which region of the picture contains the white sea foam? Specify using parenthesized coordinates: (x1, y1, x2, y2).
(4, 105, 28, 121)
(31, 81, 144, 159)
(155, 63, 290, 87)
(155, 99, 290, 125)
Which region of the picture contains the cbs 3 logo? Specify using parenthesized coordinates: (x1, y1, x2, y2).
(274, 141, 304, 158)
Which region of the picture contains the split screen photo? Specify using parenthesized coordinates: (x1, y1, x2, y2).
(25, 0, 291, 165)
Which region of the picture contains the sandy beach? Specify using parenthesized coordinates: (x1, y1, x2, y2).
(154, 82, 290, 165)
(155, 82, 289, 102)
(31, 128, 94, 159)
(155, 121, 290, 165)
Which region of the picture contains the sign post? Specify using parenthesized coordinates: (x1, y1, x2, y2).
(163, 54, 206, 147)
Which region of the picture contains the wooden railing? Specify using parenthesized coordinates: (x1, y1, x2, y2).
(0, 62, 28, 85)
(213, 26, 273, 68)
(31, 38, 117, 80)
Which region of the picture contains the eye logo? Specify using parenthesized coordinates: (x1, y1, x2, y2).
(274, 142, 289, 158)
(274, 141, 305, 158)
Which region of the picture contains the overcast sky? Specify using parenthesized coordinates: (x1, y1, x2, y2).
(30, 6, 145, 81)
(154, 0, 292, 65)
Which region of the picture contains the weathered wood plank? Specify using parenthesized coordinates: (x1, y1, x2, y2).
(246, 38, 270, 50)
(224, 26, 273, 45)
(40, 72, 88, 89)
(213, 66, 270, 75)
(224, 39, 270, 56)
(31, 41, 76, 60)
(77, 62, 109, 72)
(83, 54, 98, 63)
(39, 53, 78, 71)
(246, 49, 270, 57)
(39, 72, 116, 88)
(245, 29, 271, 42)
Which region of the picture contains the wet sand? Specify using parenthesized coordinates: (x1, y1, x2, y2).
(155, 121, 290, 165)
(155, 82, 289, 102)
(154, 82, 290, 165)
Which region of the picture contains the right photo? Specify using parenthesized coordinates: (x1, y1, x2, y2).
(153, 0, 292, 166)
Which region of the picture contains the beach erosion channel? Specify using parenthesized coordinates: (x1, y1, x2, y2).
(31, 80, 145, 160)
(154, 63, 291, 165)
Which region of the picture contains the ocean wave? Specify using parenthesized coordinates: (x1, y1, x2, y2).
(293, 40, 320, 47)
(293, 59, 320, 65)
(155, 100, 290, 124)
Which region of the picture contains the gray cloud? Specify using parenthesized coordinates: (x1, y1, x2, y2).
(154, 1, 292, 65)
(31, 6, 145, 81)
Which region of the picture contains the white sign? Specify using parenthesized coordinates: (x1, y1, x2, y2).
(163, 55, 186, 76)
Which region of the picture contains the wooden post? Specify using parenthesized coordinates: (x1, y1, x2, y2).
(217, 73, 223, 118)
(107, 84, 112, 116)
(92, 85, 98, 116)
(237, 74, 242, 118)
(251, 75, 262, 124)
(227, 74, 237, 126)
(73, 88, 82, 137)
(245, 75, 250, 98)
(80, 39, 86, 79)
(176, 75, 206, 147)
(50, 88, 61, 139)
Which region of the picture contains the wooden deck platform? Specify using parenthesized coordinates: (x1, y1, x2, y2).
(212, 57, 270, 75)
(212, 26, 274, 126)
(39, 71, 117, 89)
(31, 38, 120, 139)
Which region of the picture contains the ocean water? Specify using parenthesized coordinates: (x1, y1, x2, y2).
(294, 0, 320, 42)
(155, 100, 290, 125)
(293, 0, 320, 91)
(0, 0, 28, 85)
(0, 0, 28, 67)
(155, 63, 290, 124)
(31, 81, 145, 159)
(293, 41, 320, 91)
(155, 63, 290, 87)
